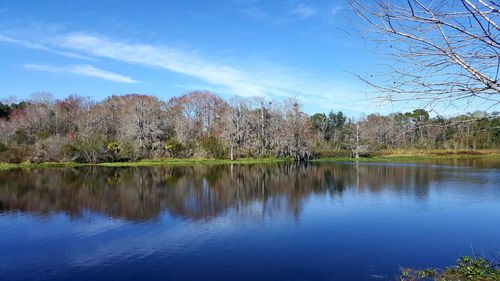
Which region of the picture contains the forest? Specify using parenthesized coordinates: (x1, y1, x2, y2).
(0, 91, 499, 163)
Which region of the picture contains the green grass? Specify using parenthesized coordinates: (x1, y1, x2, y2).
(1, 151, 500, 170)
(311, 153, 500, 163)
(313, 149, 500, 163)
(0, 162, 82, 170)
(95, 158, 290, 167)
(376, 148, 500, 157)
(0, 158, 291, 170)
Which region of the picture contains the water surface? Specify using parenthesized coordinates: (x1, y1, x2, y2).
(1, 160, 499, 280)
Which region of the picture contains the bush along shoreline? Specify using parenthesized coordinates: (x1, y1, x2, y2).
(400, 256, 500, 281)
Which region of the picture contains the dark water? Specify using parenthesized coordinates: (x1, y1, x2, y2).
(1, 160, 499, 281)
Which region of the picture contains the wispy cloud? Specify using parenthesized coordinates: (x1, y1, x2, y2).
(3, 31, 368, 113)
(0, 33, 93, 60)
(233, 1, 290, 24)
(330, 5, 343, 17)
(55, 33, 284, 97)
(25, 64, 139, 84)
(291, 3, 317, 19)
(53, 33, 369, 112)
(0, 34, 16, 43)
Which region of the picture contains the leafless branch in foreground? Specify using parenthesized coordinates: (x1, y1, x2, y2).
(351, 0, 500, 109)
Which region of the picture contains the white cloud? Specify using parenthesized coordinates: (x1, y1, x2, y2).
(53, 33, 371, 112)
(3, 31, 369, 113)
(0, 34, 16, 43)
(0, 33, 93, 60)
(330, 5, 343, 17)
(291, 3, 318, 19)
(25, 64, 139, 84)
(54, 33, 288, 97)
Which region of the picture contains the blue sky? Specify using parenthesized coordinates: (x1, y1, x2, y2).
(0, 0, 449, 115)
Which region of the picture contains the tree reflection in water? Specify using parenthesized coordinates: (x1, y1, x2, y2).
(0, 162, 460, 221)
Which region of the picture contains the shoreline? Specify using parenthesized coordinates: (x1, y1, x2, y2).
(0, 158, 291, 170)
(1, 151, 500, 170)
(311, 152, 500, 163)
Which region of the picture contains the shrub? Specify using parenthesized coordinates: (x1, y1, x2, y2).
(105, 141, 135, 162)
(33, 136, 69, 162)
(233, 146, 260, 159)
(353, 145, 373, 158)
(67, 136, 108, 163)
(165, 139, 186, 158)
(400, 256, 500, 281)
(13, 129, 34, 145)
(312, 149, 352, 158)
(198, 136, 227, 159)
(0, 145, 34, 163)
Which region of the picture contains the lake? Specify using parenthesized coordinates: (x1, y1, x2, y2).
(1, 160, 499, 281)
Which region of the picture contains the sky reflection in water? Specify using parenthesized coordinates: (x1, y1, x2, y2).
(0, 160, 499, 281)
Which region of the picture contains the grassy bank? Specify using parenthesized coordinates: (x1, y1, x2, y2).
(376, 148, 500, 157)
(0, 158, 291, 170)
(1, 150, 500, 170)
(0, 162, 82, 170)
(95, 158, 290, 167)
(312, 149, 500, 163)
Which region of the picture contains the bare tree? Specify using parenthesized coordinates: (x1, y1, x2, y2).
(73, 99, 109, 162)
(272, 98, 314, 160)
(106, 94, 166, 158)
(222, 97, 250, 160)
(351, 0, 500, 108)
(168, 91, 228, 145)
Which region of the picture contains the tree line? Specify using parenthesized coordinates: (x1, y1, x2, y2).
(0, 91, 498, 163)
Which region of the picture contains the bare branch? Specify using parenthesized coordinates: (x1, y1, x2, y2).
(351, 0, 500, 109)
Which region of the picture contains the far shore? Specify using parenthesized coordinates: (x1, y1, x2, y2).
(1, 149, 499, 170)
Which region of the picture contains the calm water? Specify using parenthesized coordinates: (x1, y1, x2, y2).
(1, 160, 499, 281)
